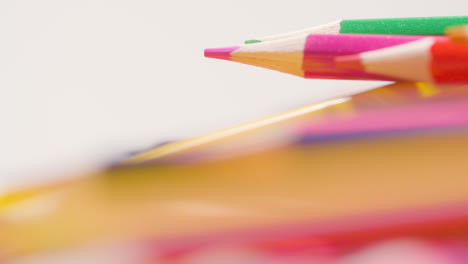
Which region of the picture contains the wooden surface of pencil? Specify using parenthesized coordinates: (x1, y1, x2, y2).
(206, 34, 446, 80)
(119, 99, 348, 165)
(112, 82, 468, 165)
(446, 24, 468, 42)
(336, 39, 468, 83)
(245, 16, 468, 44)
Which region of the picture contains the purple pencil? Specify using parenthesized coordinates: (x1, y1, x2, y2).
(204, 34, 447, 80)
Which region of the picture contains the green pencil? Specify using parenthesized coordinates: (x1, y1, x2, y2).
(245, 16, 468, 44)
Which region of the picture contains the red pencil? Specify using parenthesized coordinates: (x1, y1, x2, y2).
(336, 38, 468, 83)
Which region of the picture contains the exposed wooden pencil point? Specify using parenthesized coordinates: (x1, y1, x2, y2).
(335, 38, 468, 83)
(335, 55, 364, 71)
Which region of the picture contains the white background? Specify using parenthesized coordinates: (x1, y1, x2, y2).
(1, 0, 466, 191)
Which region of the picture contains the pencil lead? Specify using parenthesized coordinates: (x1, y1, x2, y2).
(204, 46, 240, 61)
(335, 55, 364, 71)
(245, 39, 262, 44)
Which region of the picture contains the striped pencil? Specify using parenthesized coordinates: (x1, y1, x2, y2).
(245, 16, 468, 44)
(336, 39, 468, 83)
(445, 24, 468, 42)
(205, 34, 446, 80)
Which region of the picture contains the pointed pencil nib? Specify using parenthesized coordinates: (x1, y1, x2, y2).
(335, 55, 365, 71)
(204, 46, 240, 61)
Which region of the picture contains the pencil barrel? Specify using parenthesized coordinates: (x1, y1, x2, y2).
(431, 41, 468, 83)
(341, 16, 468, 35)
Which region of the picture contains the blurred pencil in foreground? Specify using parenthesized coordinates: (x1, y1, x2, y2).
(245, 16, 468, 44)
(445, 24, 468, 42)
(336, 39, 468, 83)
(6, 205, 468, 263)
(3, 128, 468, 259)
(0, 82, 453, 215)
(205, 34, 446, 80)
(3, 82, 468, 259)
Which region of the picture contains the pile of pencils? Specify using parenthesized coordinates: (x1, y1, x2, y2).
(205, 16, 468, 83)
(2, 16, 468, 264)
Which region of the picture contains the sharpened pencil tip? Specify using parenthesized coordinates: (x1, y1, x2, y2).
(335, 55, 364, 71)
(204, 46, 240, 61)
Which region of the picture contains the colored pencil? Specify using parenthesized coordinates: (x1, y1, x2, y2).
(336, 39, 468, 83)
(445, 24, 468, 42)
(4, 129, 468, 257)
(6, 203, 468, 263)
(245, 16, 468, 44)
(147, 203, 468, 262)
(297, 99, 468, 143)
(119, 97, 348, 165)
(205, 34, 446, 80)
(2, 81, 455, 213)
(125, 83, 468, 165)
(4, 82, 468, 258)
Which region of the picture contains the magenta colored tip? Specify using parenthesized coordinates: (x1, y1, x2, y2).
(204, 46, 240, 60)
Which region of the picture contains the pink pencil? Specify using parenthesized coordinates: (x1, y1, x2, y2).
(296, 99, 468, 142)
(205, 34, 447, 80)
